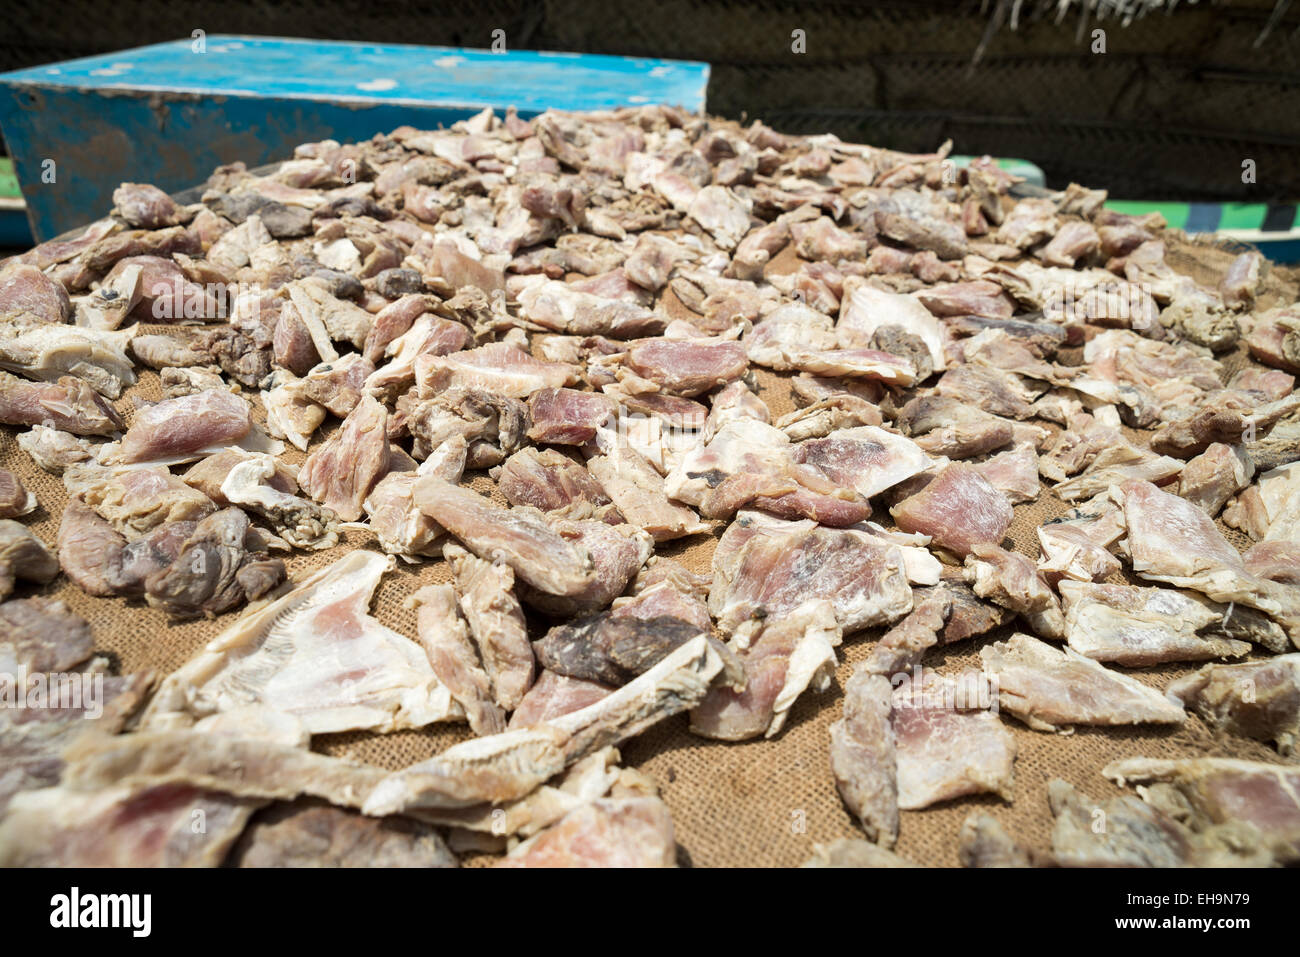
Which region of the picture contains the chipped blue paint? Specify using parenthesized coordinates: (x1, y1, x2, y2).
(0, 36, 710, 241)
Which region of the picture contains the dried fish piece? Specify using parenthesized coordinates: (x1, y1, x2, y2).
(522, 516, 652, 616)
(587, 442, 708, 541)
(299, 393, 390, 521)
(980, 633, 1185, 732)
(160, 366, 226, 398)
(1103, 757, 1300, 866)
(1247, 420, 1300, 472)
(109, 389, 256, 465)
(1151, 391, 1300, 459)
(1053, 443, 1183, 503)
(837, 277, 946, 373)
(232, 802, 458, 868)
(414, 478, 595, 597)
(891, 463, 1012, 558)
(0, 596, 95, 673)
(526, 387, 616, 445)
(143, 550, 461, 734)
(778, 345, 918, 385)
(709, 517, 913, 644)
(972, 442, 1040, 504)
(0, 261, 71, 323)
(665, 418, 870, 526)
(362, 294, 430, 363)
(894, 395, 1014, 459)
(1168, 655, 1300, 757)
(12, 216, 116, 271)
(262, 371, 326, 452)
(618, 564, 711, 624)
(793, 425, 932, 500)
(729, 219, 788, 281)
(892, 675, 1016, 809)
(965, 543, 1065, 639)
(141, 508, 285, 619)
(1116, 479, 1300, 640)
(364, 635, 727, 814)
(0, 520, 59, 600)
(802, 839, 916, 868)
(1036, 507, 1124, 585)
(1117, 477, 1251, 581)
(184, 449, 297, 506)
(220, 454, 339, 550)
(496, 796, 676, 867)
(0, 467, 36, 519)
(1224, 463, 1300, 542)
(408, 583, 505, 737)
(46, 728, 394, 854)
(1059, 580, 1267, 665)
(1243, 539, 1300, 586)
(917, 578, 1013, 645)
(691, 599, 840, 740)
(497, 447, 611, 514)
(15, 425, 99, 473)
(775, 393, 879, 442)
(537, 614, 706, 688)
(688, 184, 752, 250)
(935, 364, 1042, 419)
(616, 337, 747, 397)
(0, 783, 262, 867)
(74, 274, 146, 337)
(415, 745, 645, 843)
(509, 671, 614, 730)
(296, 352, 375, 418)
(957, 813, 1034, 868)
(65, 463, 215, 538)
(0, 668, 152, 816)
(829, 670, 898, 848)
(0, 316, 136, 398)
(0, 370, 124, 436)
(744, 301, 838, 371)
(1041, 219, 1099, 267)
(113, 181, 186, 228)
(61, 506, 199, 603)
(364, 436, 467, 559)
(1245, 306, 1300, 374)
(863, 592, 951, 678)
(403, 387, 527, 467)
(363, 314, 470, 401)
(57, 496, 139, 597)
(517, 278, 666, 338)
(444, 541, 535, 711)
(416, 341, 577, 398)
(286, 277, 372, 350)
(1048, 779, 1191, 868)
(877, 209, 966, 259)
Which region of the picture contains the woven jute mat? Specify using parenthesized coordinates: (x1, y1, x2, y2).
(4, 234, 1296, 867)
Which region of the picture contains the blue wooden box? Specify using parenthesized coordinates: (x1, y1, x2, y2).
(0, 36, 710, 242)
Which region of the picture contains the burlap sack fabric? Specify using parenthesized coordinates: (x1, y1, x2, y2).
(2, 234, 1294, 867)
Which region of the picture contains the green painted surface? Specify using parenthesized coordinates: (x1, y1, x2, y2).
(0, 158, 19, 199)
(1219, 203, 1287, 230)
(1105, 200, 1300, 233)
(1105, 200, 1190, 229)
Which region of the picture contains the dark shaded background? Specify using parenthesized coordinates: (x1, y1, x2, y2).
(2, 0, 1298, 200)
